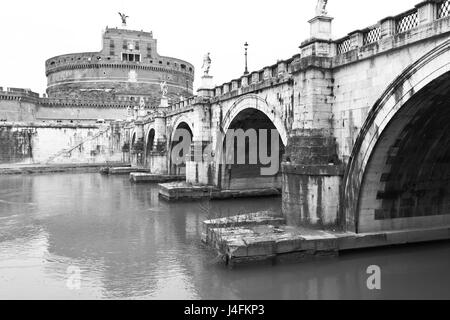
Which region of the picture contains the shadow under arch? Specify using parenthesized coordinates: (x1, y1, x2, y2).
(145, 128, 155, 157)
(217, 107, 286, 191)
(169, 121, 193, 176)
(222, 94, 289, 146)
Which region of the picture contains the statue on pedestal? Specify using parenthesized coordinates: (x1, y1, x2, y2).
(316, 0, 328, 16)
(202, 53, 212, 76)
(160, 81, 168, 97)
(139, 97, 146, 109)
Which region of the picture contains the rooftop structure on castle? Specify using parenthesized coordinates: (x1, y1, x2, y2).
(45, 26, 195, 107)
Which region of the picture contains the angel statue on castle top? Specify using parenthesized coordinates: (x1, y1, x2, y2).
(316, 0, 328, 16)
(118, 12, 129, 27)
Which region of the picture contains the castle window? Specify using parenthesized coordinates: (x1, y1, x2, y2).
(110, 40, 115, 56)
(147, 45, 152, 58)
(135, 41, 139, 50)
(181, 64, 186, 70)
(122, 53, 141, 62)
(123, 41, 127, 50)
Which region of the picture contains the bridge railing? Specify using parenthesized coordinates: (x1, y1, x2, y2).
(335, 0, 450, 55)
(395, 9, 419, 34)
(336, 37, 352, 55)
(207, 57, 292, 101)
(438, 0, 450, 18)
(363, 25, 382, 46)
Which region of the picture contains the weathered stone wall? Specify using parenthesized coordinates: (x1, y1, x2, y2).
(0, 89, 39, 122)
(0, 98, 131, 123)
(36, 105, 128, 122)
(0, 123, 125, 165)
(0, 100, 36, 122)
(282, 165, 342, 228)
(0, 126, 35, 163)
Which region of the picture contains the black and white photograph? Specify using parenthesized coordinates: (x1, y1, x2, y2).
(1, 0, 450, 304)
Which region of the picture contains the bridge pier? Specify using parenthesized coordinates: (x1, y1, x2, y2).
(282, 11, 342, 229)
(282, 131, 343, 229)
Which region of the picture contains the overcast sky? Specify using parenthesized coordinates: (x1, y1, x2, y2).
(0, 0, 418, 94)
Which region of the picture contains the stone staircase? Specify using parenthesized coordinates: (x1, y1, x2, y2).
(44, 126, 110, 164)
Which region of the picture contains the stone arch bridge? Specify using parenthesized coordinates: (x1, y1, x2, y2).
(126, 0, 450, 236)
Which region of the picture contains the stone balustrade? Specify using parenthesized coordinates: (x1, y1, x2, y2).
(335, 0, 450, 55)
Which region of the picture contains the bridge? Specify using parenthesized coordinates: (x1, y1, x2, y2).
(127, 0, 450, 238)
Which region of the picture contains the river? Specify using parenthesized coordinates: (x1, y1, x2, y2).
(0, 173, 449, 299)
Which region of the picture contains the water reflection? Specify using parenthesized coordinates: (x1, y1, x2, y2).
(0, 173, 449, 299)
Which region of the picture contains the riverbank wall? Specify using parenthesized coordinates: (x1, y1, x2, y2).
(0, 121, 128, 167)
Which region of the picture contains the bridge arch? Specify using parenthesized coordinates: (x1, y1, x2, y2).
(218, 95, 287, 190)
(222, 95, 289, 146)
(169, 115, 194, 175)
(145, 127, 155, 155)
(170, 114, 194, 143)
(130, 130, 137, 146)
(343, 39, 450, 233)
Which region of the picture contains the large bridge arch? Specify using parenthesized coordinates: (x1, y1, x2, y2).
(343, 39, 450, 233)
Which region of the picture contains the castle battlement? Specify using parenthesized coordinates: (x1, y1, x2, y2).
(0, 87, 40, 101)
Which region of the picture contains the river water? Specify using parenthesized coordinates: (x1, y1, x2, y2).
(0, 172, 449, 299)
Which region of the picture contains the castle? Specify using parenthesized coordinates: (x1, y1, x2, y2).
(0, 25, 195, 123)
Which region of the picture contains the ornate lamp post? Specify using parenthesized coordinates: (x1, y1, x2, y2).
(244, 42, 249, 75)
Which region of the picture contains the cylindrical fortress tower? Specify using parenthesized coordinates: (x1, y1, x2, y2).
(45, 27, 194, 106)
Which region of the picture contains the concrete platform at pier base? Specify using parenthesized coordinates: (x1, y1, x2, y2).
(130, 173, 185, 183)
(158, 182, 281, 201)
(106, 167, 150, 175)
(211, 188, 281, 200)
(159, 182, 218, 201)
(202, 212, 450, 268)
